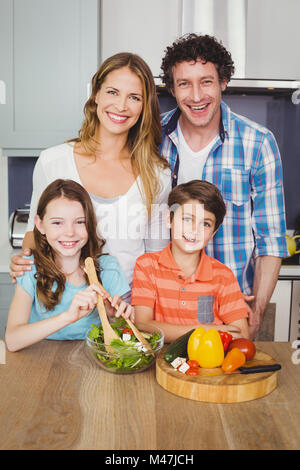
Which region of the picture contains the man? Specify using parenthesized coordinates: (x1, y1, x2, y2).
(159, 33, 288, 339)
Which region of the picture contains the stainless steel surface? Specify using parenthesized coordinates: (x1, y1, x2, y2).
(227, 79, 300, 90)
(9, 207, 29, 248)
(155, 76, 300, 91)
(181, 0, 300, 82)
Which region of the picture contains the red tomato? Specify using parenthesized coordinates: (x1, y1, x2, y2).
(186, 368, 199, 376)
(187, 360, 199, 369)
(227, 338, 256, 361)
(122, 328, 133, 335)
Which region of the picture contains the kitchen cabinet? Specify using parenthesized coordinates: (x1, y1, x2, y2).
(0, 274, 15, 338)
(271, 280, 292, 341)
(101, 0, 181, 78)
(270, 277, 300, 343)
(0, 0, 99, 156)
(245, 0, 300, 79)
(289, 280, 300, 344)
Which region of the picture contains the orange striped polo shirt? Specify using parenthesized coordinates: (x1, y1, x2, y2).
(131, 243, 248, 325)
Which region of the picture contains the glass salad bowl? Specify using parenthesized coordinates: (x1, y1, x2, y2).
(85, 318, 164, 374)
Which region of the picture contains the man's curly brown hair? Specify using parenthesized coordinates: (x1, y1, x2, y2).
(160, 33, 235, 91)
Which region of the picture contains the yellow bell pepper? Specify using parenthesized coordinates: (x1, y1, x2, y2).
(187, 328, 224, 368)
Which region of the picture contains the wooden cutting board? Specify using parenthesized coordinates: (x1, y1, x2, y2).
(156, 348, 280, 403)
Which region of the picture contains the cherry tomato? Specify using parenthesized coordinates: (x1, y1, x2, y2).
(227, 338, 256, 361)
(187, 359, 199, 369)
(186, 368, 199, 376)
(121, 328, 133, 335)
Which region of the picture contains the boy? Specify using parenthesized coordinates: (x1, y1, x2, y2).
(131, 180, 248, 342)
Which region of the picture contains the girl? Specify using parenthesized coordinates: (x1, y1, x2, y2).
(10, 52, 171, 288)
(5, 179, 133, 352)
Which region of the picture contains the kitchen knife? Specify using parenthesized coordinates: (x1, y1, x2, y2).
(199, 363, 281, 376)
(235, 363, 281, 374)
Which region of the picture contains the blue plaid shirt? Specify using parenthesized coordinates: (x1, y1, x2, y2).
(160, 101, 288, 294)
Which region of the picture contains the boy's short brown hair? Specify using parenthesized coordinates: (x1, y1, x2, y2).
(168, 180, 226, 231)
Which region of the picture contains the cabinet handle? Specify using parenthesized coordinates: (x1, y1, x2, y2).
(0, 80, 6, 104)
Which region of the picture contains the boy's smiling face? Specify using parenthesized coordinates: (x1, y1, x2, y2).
(168, 199, 217, 254)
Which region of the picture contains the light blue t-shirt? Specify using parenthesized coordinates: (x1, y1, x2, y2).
(16, 254, 130, 340)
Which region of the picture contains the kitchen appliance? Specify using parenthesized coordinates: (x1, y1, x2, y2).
(9, 206, 30, 248)
(285, 235, 300, 258)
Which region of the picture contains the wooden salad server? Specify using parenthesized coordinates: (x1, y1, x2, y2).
(84, 257, 119, 352)
(84, 257, 152, 352)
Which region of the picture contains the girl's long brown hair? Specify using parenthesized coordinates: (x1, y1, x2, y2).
(68, 52, 169, 215)
(33, 179, 106, 312)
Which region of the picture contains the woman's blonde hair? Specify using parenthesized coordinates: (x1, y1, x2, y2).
(69, 52, 169, 215)
(33, 179, 105, 312)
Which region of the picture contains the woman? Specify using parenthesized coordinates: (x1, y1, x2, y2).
(10, 53, 171, 292)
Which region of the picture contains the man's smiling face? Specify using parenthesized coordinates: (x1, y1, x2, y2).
(171, 59, 227, 131)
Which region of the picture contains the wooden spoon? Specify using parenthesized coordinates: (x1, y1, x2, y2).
(96, 286, 152, 352)
(84, 257, 152, 352)
(84, 257, 119, 353)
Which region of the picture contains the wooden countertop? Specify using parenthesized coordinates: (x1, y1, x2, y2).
(0, 340, 299, 450)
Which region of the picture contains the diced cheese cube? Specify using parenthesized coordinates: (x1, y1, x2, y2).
(178, 362, 190, 374)
(122, 333, 131, 342)
(170, 357, 186, 369)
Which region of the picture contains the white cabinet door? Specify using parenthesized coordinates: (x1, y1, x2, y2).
(246, 0, 300, 79)
(290, 281, 300, 344)
(0, 0, 99, 155)
(101, 0, 182, 77)
(271, 280, 292, 341)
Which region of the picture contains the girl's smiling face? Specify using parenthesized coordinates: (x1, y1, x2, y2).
(35, 197, 88, 262)
(168, 199, 217, 254)
(95, 66, 144, 137)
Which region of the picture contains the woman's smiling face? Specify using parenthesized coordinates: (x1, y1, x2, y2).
(95, 66, 144, 137)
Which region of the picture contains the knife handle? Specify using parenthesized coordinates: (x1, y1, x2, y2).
(239, 364, 281, 374)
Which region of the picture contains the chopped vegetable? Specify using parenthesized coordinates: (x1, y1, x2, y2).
(88, 318, 161, 373)
(187, 359, 199, 369)
(186, 368, 199, 376)
(121, 328, 133, 335)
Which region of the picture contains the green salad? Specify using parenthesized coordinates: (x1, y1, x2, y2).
(88, 318, 162, 373)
